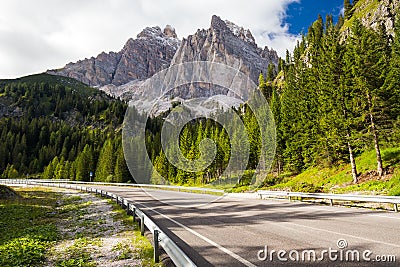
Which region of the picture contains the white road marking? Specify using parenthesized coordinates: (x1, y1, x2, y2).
(138, 202, 257, 267)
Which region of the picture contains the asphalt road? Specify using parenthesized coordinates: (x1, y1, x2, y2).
(88, 185, 400, 266)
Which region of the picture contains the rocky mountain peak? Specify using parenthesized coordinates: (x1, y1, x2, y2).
(137, 26, 164, 39)
(210, 15, 227, 32)
(136, 25, 178, 39)
(48, 25, 180, 87)
(164, 25, 178, 38)
(224, 19, 256, 45)
(210, 15, 256, 45)
(171, 15, 278, 84)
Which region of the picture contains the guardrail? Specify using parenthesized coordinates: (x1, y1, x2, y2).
(1, 179, 197, 267)
(1, 179, 224, 195)
(257, 190, 400, 212)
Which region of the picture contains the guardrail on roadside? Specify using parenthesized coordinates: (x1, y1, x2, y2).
(257, 190, 400, 212)
(2, 179, 224, 195)
(1, 179, 197, 267)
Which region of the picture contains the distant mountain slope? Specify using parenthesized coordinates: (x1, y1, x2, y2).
(0, 73, 131, 181)
(47, 26, 180, 87)
(0, 73, 125, 127)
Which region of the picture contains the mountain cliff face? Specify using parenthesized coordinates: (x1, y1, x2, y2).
(171, 15, 278, 84)
(114, 16, 279, 100)
(47, 26, 180, 86)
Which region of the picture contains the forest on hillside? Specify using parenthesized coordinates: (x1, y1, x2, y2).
(1, 13, 400, 190)
(270, 15, 400, 184)
(0, 75, 132, 183)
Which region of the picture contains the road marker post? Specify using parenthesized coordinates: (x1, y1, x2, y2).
(126, 202, 130, 215)
(141, 215, 145, 236)
(154, 229, 160, 263)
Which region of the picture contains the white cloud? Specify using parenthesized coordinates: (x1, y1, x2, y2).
(0, 0, 300, 79)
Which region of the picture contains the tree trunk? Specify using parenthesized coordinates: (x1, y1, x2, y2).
(277, 158, 281, 176)
(347, 136, 358, 183)
(367, 92, 383, 177)
(342, 97, 358, 183)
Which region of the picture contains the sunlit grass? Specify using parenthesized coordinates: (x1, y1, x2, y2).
(262, 147, 400, 195)
(0, 187, 60, 267)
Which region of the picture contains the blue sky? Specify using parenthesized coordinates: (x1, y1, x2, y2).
(285, 0, 345, 34)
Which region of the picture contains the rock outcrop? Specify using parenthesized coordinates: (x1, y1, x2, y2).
(48, 26, 180, 86)
(357, 0, 399, 36)
(342, 0, 400, 40)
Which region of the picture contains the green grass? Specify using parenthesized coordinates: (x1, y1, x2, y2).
(55, 237, 100, 267)
(262, 147, 400, 195)
(0, 187, 60, 267)
(107, 200, 161, 266)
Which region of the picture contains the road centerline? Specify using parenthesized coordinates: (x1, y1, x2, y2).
(136, 201, 258, 267)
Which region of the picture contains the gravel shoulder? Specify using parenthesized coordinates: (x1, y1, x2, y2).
(44, 187, 158, 267)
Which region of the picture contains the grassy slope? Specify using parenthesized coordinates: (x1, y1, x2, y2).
(263, 147, 400, 195)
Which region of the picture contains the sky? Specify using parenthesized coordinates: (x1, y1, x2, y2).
(0, 0, 344, 79)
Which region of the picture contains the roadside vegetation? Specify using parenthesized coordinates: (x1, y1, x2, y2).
(0, 186, 159, 267)
(0, 187, 59, 266)
(260, 147, 400, 196)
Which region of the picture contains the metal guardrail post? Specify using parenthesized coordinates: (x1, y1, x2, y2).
(395, 204, 398, 212)
(140, 215, 145, 236)
(154, 229, 160, 263)
(330, 199, 333, 206)
(133, 208, 136, 223)
(126, 202, 130, 215)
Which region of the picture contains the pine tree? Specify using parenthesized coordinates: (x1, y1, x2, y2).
(267, 63, 277, 82)
(344, 0, 353, 20)
(383, 17, 400, 142)
(114, 145, 131, 183)
(43, 156, 59, 179)
(270, 87, 283, 175)
(347, 20, 388, 176)
(76, 145, 92, 181)
(95, 140, 115, 182)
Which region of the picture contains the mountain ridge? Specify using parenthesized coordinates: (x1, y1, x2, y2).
(47, 16, 279, 99)
(47, 25, 180, 87)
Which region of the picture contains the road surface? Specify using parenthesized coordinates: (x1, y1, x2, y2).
(72, 185, 400, 266)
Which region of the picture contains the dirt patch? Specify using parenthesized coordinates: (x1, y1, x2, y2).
(356, 168, 393, 184)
